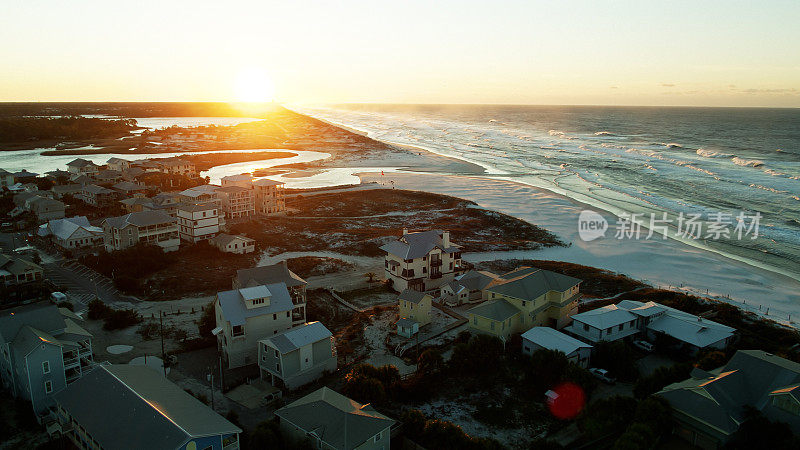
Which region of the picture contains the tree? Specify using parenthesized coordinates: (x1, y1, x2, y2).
(592, 341, 639, 381)
(87, 299, 110, 320)
(418, 349, 444, 375)
(198, 300, 216, 339)
(579, 396, 638, 440)
(724, 408, 800, 450)
(364, 272, 377, 282)
(695, 350, 727, 371)
(342, 374, 386, 405)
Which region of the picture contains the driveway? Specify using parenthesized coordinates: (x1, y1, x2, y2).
(43, 260, 136, 308)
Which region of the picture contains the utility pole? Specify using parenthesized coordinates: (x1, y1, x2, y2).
(160, 311, 166, 376)
(210, 370, 215, 411)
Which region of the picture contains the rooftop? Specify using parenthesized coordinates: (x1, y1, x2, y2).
(521, 327, 592, 355)
(103, 210, 176, 228)
(379, 229, 460, 260)
(261, 321, 332, 354)
(217, 283, 294, 327)
(467, 299, 520, 322)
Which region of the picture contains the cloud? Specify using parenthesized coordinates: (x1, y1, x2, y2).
(661, 83, 675, 87)
(609, 86, 619, 89)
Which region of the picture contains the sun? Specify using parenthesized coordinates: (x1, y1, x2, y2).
(234, 68, 275, 103)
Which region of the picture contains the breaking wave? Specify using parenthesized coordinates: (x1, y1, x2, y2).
(732, 157, 764, 168)
(696, 148, 733, 158)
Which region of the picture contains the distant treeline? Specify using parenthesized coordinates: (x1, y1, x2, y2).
(0, 116, 138, 142)
(0, 102, 282, 118)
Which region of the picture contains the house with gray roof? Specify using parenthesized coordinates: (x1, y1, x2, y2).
(258, 321, 336, 390)
(234, 261, 307, 326)
(106, 157, 131, 172)
(441, 269, 501, 306)
(40, 216, 103, 252)
(101, 210, 179, 252)
(0, 168, 14, 188)
(111, 180, 148, 197)
(275, 387, 395, 450)
(54, 364, 241, 450)
(50, 183, 83, 199)
(215, 283, 296, 369)
(521, 327, 593, 367)
(65, 158, 99, 176)
(0, 253, 46, 305)
(466, 266, 583, 339)
(659, 350, 800, 449)
(564, 300, 736, 353)
(380, 229, 464, 294)
(209, 233, 255, 254)
(77, 184, 116, 207)
(0, 303, 93, 416)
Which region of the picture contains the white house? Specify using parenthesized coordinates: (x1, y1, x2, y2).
(215, 284, 295, 369)
(40, 216, 103, 252)
(177, 203, 220, 243)
(380, 229, 464, 293)
(258, 321, 337, 390)
(209, 234, 255, 254)
(106, 157, 131, 172)
(521, 327, 593, 368)
(563, 304, 639, 343)
(441, 270, 501, 306)
(65, 159, 99, 176)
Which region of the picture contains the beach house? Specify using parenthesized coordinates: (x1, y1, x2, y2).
(101, 210, 180, 252)
(111, 181, 148, 198)
(177, 203, 220, 242)
(155, 157, 196, 177)
(521, 327, 593, 368)
(658, 350, 800, 449)
(234, 261, 308, 326)
(380, 229, 464, 293)
(65, 159, 99, 176)
(258, 321, 337, 390)
(564, 300, 736, 353)
(0, 254, 46, 305)
(466, 267, 582, 340)
(0, 168, 15, 188)
(397, 289, 433, 327)
(214, 284, 295, 368)
(54, 364, 241, 450)
(0, 304, 93, 416)
(105, 157, 131, 172)
(441, 269, 501, 306)
(27, 196, 66, 222)
(78, 184, 116, 208)
(253, 179, 286, 215)
(209, 234, 256, 254)
(274, 387, 395, 450)
(40, 216, 104, 252)
(220, 173, 254, 189)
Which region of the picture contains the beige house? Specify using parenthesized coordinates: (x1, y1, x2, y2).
(217, 186, 255, 219)
(65, 159, 99, 176)
(221, 174, 254, 189)
(380, 229, 464, 293)
(253, 179, 286, 215)
(105, 157, 131, 172)
(156, 158, 196, 177)
(102, 210, 179, 252)
(177, 203, 220, 243)
(179, 184, 221, 206)
(209, 234, 255, 254)
(275, 387, 395, 450)
(467, 267, 582, 340)
(234, 261, 307, 326)
(215, 284, 295, 368)
(397, 289, 433, 326)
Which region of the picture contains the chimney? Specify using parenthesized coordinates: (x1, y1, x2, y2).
(443, 231, 450, 247)
(402, 228, 408, 236)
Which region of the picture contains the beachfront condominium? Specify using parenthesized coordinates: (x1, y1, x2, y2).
(0, 304, 93, 417)
(217, 185, 255, 219)
(101, 210, 180, 252)
(253, 179, 286, 215)
(381, 229, 464, 293)
(177, 203, 220, 242)
(215, 284, 295, 368)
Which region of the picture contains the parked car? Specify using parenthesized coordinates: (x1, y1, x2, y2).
(633, 340, 655, 352)
(589, 368, 617, 384)
(51, 292, 68, 303)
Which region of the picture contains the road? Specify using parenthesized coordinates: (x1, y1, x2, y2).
(44, 260, 137, 308)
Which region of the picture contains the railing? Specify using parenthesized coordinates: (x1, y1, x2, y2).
(63, 356, 79, 367)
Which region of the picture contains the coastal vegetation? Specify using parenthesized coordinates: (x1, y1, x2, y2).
(0, 116, 137, 144)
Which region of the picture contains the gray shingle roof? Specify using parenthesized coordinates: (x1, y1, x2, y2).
(275, 387, 394, 450)
(83, 184, 114, 194)
(0, 303, 66, 342)
(262, 321, 332, 354)
(379, 230, 460, 260)
(235, 261, 306, 289)
(487, 267, 581, 301)
(398, 289, 430, 304)
(521, 327, 592, 356)
(103, 210, 176, 228)
(467, 299, 520, 322)
(112, 181, 146, 192)
(570, 304, 637, 329)
(54, 365, 240, 450)
(66, 158, 97, 167)
(217, 283, 294, 327)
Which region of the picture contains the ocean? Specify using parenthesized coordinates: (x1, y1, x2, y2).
(294, 105, 800, 280)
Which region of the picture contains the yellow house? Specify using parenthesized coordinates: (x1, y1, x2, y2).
(467, 267, 581, 340)
(398, 289, 433, 326)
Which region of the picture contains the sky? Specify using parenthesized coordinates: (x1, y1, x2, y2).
(1, 0, 799, 107)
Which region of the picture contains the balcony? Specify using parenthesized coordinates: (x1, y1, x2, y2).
(63, 355, 80, 368)
(430, 259, 443, 267)
(429, 271, 442, 280)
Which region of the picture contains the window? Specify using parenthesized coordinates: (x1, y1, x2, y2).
(276, 363, 281, 372)
(232, 325, 244, 336)
(583, 324, 589, 332)
(273, 313, 277, 320)
(45, 380, 53, 393)
(42, 361, 50, 374)
(286, 311, 290, 317)
(375, 431, 382, 442)
(274, 349, 279, 358)
(618, 324, 624, 331)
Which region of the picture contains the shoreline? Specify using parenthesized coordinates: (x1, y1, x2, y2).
(289, 108, 799, 284)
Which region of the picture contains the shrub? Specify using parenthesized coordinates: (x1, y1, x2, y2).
(102, 309, 142, 331)
(87, 299, 111, 320)
(56, 301, 74, 311)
